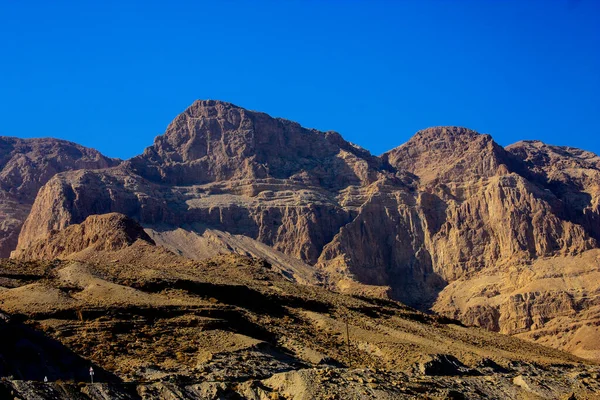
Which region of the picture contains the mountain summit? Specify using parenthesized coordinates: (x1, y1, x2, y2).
(127, 100, 384, 188)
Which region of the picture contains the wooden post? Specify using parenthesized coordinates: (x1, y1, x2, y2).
(345, 316, 350, 363)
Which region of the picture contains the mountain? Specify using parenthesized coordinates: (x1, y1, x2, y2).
(8, 100, 600, 363)
(385, 128, 600, 361)
(1, 215, 599, 399)
(0, 137, 119, 257)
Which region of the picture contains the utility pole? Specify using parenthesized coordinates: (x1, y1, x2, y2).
(345, 316, 351, 364)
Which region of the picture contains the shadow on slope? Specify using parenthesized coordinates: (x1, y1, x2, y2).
(0, 312, 120, 383)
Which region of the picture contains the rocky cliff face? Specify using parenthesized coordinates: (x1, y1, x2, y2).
(383, 128, 600, 359)
(432, 250, 600, 362)
(506, 140, 600, 242)
(0, 137, 119, 257)
(429, 140, 600, 361)
(11, 100, 600, 361)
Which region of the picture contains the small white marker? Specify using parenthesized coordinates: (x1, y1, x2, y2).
(44, 376, 48, 383)
(89, 366, 94, 384)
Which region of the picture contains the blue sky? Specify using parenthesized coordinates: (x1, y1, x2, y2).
(1, 0, 599, 159)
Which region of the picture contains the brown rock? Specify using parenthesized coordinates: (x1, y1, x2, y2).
(0, 137, 119, 257)
(15, 212, 154, 261)
(382, 126, 517, 183)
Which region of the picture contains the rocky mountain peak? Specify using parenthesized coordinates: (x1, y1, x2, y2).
(0, 136, 120, 200)
(506, 139, 600, 243)
(507, 140, 600, 172)
(127, 100, 385, 188)
(413, 126, 483, 140)
(383, 126, 514, 183)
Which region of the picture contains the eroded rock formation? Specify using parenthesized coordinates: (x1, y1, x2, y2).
(16, 212, 155, 261)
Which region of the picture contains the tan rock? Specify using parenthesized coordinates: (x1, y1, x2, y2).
(9, 100, 600, 362)
(15, 212, 154, 261)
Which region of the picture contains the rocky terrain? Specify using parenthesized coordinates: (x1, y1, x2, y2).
(2, 100, 600, 397)
(385, 128, 600, 361)
(0, 137, 119, 257)
(9, 100, 600, 365)
(1, 214, 599, 399)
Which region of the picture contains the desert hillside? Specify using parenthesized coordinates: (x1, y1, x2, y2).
(1, 215, 599, 399)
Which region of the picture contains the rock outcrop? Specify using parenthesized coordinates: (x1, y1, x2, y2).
(16, 213, 155, 261)
(0, 137, 119, 257)
(10, 100, 600, 361)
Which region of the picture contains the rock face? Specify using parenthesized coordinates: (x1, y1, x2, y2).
(383, 127, 594, 279)
(506, 140, 600, 243)
(384, 128, 600, 360)
(432, 250, 600, 361)
(430, 140, 600, 362)
(0, 137, 119, 257)
(11, 101, 600, 361)
(16, 213, 155, 261)
(383, 127, 515, 183)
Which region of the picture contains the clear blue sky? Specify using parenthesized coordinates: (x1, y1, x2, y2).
(1, 0, 599, 159)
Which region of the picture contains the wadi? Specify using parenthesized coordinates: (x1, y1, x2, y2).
(0, 100, 598, 399)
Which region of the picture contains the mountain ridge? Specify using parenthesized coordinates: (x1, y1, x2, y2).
(5, 99, 600, 363)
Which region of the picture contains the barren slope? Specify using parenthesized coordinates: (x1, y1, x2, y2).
(2, 216, 599, 399)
